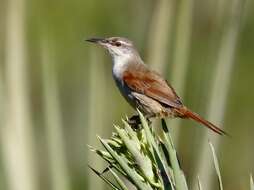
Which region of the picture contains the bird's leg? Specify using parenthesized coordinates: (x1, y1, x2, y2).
(146, 117, 152, 126)
(127, 115, 141, 130)
(127, 114, 152, 130)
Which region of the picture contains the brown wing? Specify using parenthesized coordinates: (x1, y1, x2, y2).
(123, 64, 182, 108)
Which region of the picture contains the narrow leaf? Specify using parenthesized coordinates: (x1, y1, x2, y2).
(122, 119, 140, 146)
(109, 168, 129, 190)
(180, 171, 188, 190)
(88, 165, 120, 190)
(209, 141, 223, 190)
(115, 125, 155, 184)
(250, 174, 254, 190)
(138, 110, 173, 189)
(197, 176, 203, 190)
(161, 119, 188, 190)
(99, 137, 153, 190)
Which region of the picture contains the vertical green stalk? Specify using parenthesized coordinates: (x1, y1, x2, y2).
(250, 174, 254, 190)
(168, 0, 194, 142)
(197, 176, 203, 190)
(194, 0, 246, 189)
(146, 0, 174, 73)
(0, 63, 7, 190)
(40, 36, 71, 190)
(1, 0, 38, 189)
(209, 142, 223, 190)
(87, 49, 107, 190)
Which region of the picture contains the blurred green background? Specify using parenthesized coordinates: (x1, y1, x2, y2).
(0, 0, 254, 190)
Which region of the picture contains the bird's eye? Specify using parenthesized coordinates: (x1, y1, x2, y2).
(115, 42, 121, 47)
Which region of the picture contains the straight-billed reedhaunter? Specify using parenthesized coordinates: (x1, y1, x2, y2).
(86, 37, 227, 135)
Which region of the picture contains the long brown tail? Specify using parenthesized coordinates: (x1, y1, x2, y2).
(178, 107, 227, 136)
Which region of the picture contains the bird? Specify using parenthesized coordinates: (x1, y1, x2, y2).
(86, 37, 227, 135)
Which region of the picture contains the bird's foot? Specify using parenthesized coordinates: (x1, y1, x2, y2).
(127, 115, 141, 130)
(127, 114, 151, 130)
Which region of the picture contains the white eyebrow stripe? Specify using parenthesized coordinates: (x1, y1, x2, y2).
(118, 40, 130, 46)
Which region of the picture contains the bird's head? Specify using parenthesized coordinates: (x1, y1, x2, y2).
(86, 37, 139, 59)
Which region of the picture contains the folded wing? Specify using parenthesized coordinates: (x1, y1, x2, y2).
(123, 64, 183, 108)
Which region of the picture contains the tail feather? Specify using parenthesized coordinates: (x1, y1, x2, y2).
(179, 107, 228, 136)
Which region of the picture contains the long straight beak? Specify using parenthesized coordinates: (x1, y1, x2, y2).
(85, 37, 106, 44)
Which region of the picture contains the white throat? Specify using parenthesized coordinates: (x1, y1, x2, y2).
(112, 55, 130, 80)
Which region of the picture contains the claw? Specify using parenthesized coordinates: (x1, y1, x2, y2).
(127, 114, 152, 130)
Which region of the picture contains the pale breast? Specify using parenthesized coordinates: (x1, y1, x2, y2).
(112, 56, 137, 108)
(112, 55, 130, 79)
